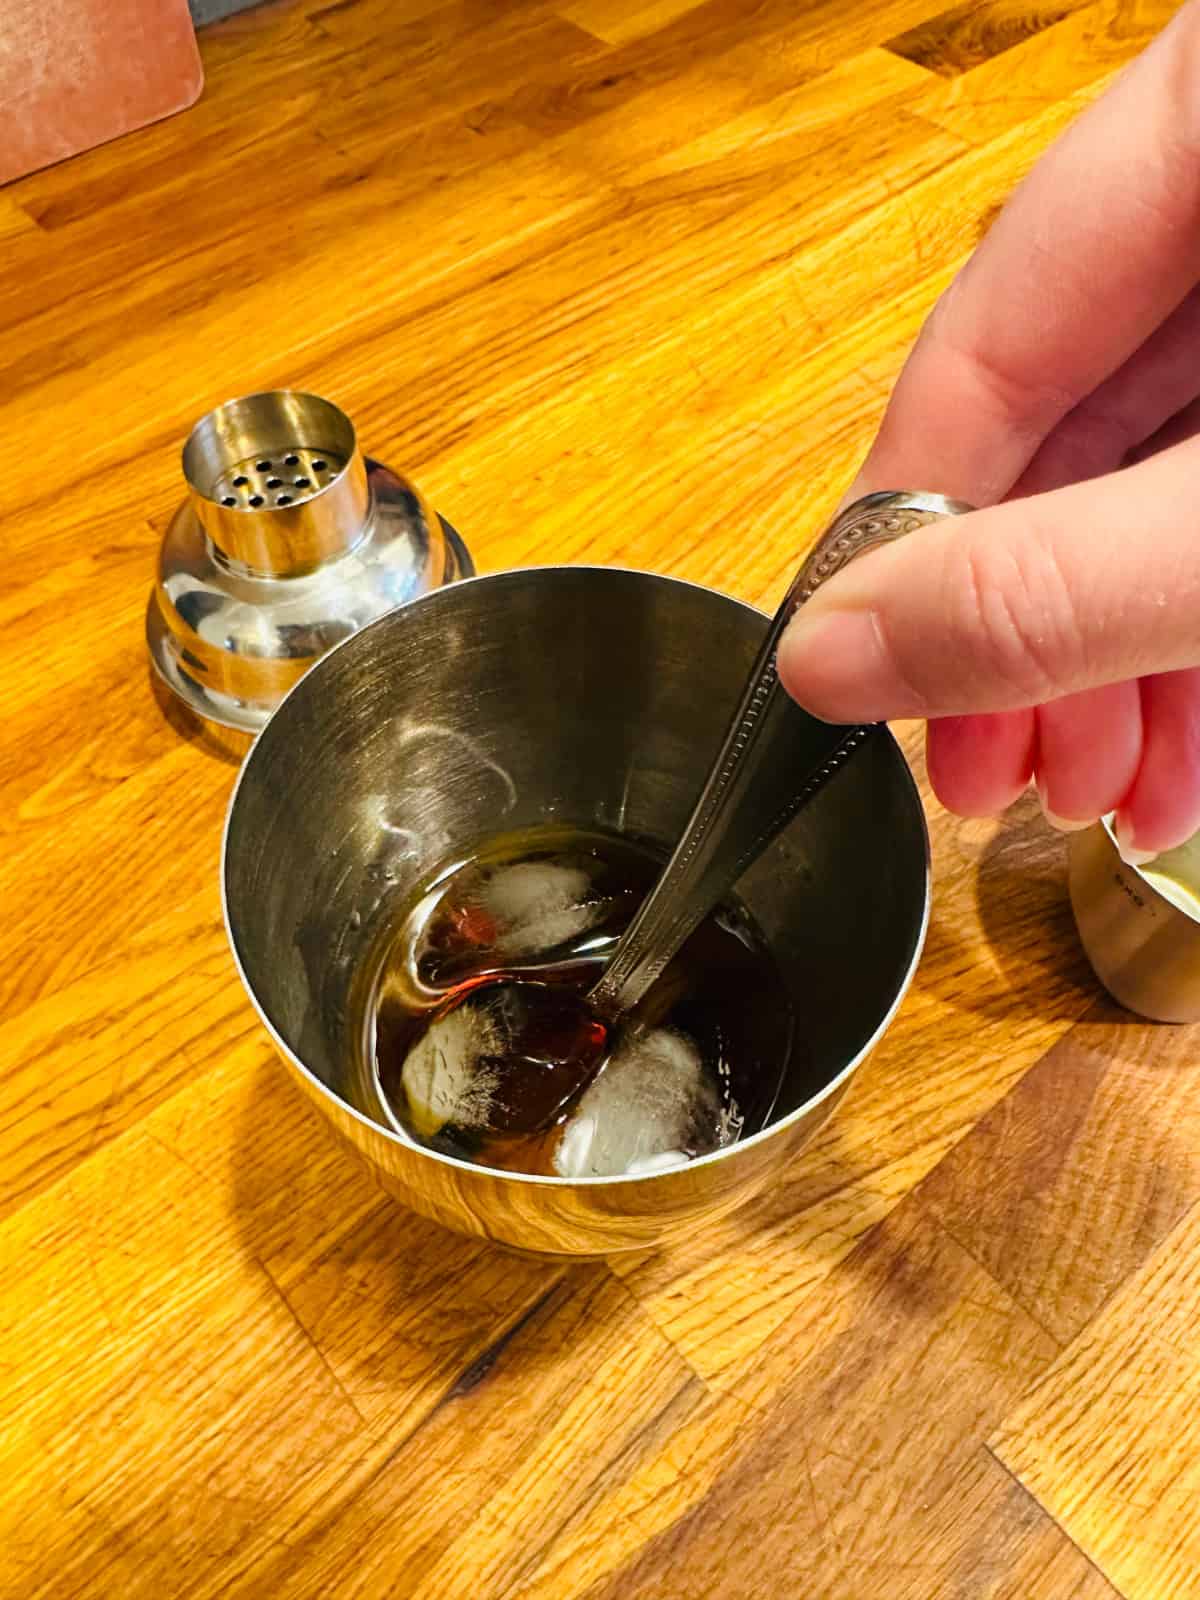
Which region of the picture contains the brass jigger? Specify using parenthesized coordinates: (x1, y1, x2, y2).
(147, 389, 473, 734)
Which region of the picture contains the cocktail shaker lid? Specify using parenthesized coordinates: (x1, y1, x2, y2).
(147, 389, 473, 732)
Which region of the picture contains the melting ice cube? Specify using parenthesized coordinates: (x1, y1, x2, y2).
(553, 1027, 738, 1179)
(480, 860, 603, 958)
(399, 1001, 503, 1139)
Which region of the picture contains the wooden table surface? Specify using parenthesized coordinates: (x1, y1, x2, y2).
(3, 1, 1198, 1595)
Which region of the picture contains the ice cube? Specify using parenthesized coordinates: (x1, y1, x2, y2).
(399, 1000, 503, 1139)
(552, 1026, 734, 1179)
(480, 861, 603, 957)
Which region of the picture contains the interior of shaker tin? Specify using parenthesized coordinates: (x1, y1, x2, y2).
(224, 569, 928, 1158)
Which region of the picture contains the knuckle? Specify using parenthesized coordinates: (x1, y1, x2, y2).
(949, 521, 1085, 703)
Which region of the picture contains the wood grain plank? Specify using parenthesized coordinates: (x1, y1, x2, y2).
(0, 1118, 368, 1600)
(558, 0, 713, 46)
(624, 48, 933, 179)
(984, 1538, 1121, 1600)
(886, 0, 1092, 77)
(918, 999, 1200, 1344)
(590, 1202, 1063, 1599)
(524, 1435, 1095, 1600)
(0, 1050, 578, 1598)
(559, 0, 956, 67)
(0, 898, 250, 1219)
(0, 195, 40, 240)
(993, 1200, 1200, 1599)
(209, 1273, 702, 1600)
(915, 0, 1180, 144)
(879, 1449, 1122, 1599)
(0, 730, 229, 1017)
(501, 26, 829, 178)
(513, 1388, 752, 1600)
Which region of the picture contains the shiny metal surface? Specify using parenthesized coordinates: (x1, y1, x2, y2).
(147, 390, 473, 732)
(224, 566, 931, 1257)
(1069, 819, 1200, 1022)
(589, 491, 971, 1021)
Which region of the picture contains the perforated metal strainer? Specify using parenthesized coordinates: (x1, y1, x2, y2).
(147, 390, 473, 732)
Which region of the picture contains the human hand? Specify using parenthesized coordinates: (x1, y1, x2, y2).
(778, 2, 1200, 862)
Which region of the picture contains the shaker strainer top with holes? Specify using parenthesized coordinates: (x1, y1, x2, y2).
(147, 390, 473, 732)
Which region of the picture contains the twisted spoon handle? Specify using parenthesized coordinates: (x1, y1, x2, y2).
(587, 490, 973, 1023)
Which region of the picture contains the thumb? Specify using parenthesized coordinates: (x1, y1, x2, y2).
(778, 440, 1200, 723)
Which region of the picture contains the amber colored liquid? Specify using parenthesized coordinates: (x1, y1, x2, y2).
(358, 827, 796, 1177)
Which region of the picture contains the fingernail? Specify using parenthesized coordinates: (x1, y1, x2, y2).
(1114, 811, 1157, 867)
(1036, 781, 1092, 833)
(1043, 809, 1092, 834)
